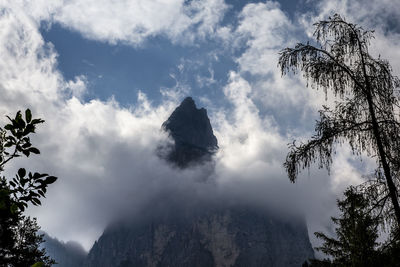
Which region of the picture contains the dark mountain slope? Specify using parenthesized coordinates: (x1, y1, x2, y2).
(85, 206, 313, 267)
(41, 232, 86, 267)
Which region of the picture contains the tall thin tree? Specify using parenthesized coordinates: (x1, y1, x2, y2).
(278, 14, 400, 225)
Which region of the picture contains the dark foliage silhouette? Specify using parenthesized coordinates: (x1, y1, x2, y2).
(0, 109, 57, 266)
(311, 187, 380, 266)
(278, 14, 400, 227)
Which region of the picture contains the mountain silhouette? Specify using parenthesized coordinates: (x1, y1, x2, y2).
(83, 97, 314, 266)
(161, 97, 218, 167)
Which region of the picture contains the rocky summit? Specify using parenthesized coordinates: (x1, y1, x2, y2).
(161, 97, 218, 167)
(83, 97, 315, 267)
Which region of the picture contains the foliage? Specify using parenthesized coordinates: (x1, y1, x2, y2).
(312, 187, 380, 267)
(278, 14, 400, 225)
(308, 186, 400, 266)
(0, 109, 57, 266)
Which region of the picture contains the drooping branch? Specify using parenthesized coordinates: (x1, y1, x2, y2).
(279, 44, 367, 98)
(285, 114, 373, 182)
(278, 14, 400, 226)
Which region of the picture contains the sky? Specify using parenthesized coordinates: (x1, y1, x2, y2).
(1, 0, 400, 254)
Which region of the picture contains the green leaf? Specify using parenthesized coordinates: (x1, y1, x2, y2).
(38, 190, 45, 198)
(31, 262, 45, 267)
(31, 198, 41, 206)
(20, 177, 26, 187)
(22, 142, 31, 148)
(16, 115, 26, 129)
(31, 118, 44, 125)
(18, 168, 26, 178)
(15, 110, 22, 120)
(29, 147, 40, 154)
(4, 124, 13, 130)
(24, 123, 35, 135)
(4, 142, 13, 147)
(33, 172, 48, 179)
(15, 131, 23, 139)
(25, 109, 32, 123)
(44, 176, 57, 184)
(20, 196, 29, 202)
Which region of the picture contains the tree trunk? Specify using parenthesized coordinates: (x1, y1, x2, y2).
(367, 95, 400, 226)
(360, 43, 400, 225)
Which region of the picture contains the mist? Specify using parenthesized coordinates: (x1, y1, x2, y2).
(21, 94, 343, 251)
(1, 0, 397, 256)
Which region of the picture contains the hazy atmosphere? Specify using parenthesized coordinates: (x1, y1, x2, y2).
(1, 0, 400, 258)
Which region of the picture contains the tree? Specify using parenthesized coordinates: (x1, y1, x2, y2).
(311, 187, 380, 267)
(278, 14, 400, 226)
(0, 109, 57, 266)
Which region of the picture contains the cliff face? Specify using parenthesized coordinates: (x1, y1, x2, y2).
(41, 233, 86, 267)
(84, 97, 314, 267)
(85, 207, 314, 267)
(161, 97, 218, 167)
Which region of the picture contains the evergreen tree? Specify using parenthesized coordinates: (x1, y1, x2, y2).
(311, 187, 380, 267)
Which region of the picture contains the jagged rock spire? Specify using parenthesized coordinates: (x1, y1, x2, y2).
(161, 97, 218, 167)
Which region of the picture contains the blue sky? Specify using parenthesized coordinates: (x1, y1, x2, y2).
(41, 24, 209, 106)
(38, 0, 312, 108)
(1, 0, 400, 252)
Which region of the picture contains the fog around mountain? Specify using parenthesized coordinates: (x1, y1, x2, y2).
(1, 0, 399, 259)
(43, 97, 315, 266)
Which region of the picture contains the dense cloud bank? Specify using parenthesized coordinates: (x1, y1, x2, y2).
(0, 0, 399, 252)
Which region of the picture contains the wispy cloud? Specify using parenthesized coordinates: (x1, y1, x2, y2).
(12, 0, 228, 46)
(1, 0, 399, 254)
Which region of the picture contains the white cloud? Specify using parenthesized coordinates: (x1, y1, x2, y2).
(0, 4, 182, 249)
(0, 2, 326, 251)
(215, 1, 395, 254)
(228, 1, 328, 129)
(2, 0, 397, 256)
(301, 0, 400, 73)
(215, 71, 284, 173)
(235, 1, 294, 75)
(67, 75, 87, 99)
(295, 0, 400, 189)
(11, 0, 229, 46)
(0, 6, 63, 119)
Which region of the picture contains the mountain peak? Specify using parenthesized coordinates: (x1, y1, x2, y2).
(161, 97, 218, 167)
(181, 96, 195, 107)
